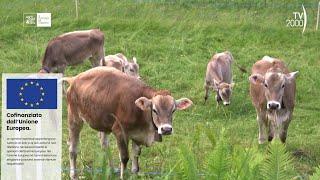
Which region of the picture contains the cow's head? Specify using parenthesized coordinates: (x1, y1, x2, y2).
(124, 57, 140, 79)
(135, 94, 192, 135)
(214, 82, 235, 106)
(249, 69, 298, 110)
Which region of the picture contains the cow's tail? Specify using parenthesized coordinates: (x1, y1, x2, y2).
(234, 61, 248, 73)
(62, 77, 75, 95)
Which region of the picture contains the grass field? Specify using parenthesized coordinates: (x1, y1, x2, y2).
(1, 0, 320, 179)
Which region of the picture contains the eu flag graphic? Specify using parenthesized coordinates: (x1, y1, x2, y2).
(7, 79, 57, 109)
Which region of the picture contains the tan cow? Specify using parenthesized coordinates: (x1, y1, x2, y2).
(39, 29, 105, 73)
(101, 53, 140, 79)
(64, 67, 192, 179)
(249, 56, 298, 144)
(204, 51, 235, 106)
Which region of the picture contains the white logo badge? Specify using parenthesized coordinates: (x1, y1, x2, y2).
(286, 4, 307, 34)
(37, 13, 51, 27)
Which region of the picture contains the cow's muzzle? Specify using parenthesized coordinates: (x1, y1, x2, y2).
(267, 101, 281, 110)
(223, 102, 230, 106)
(158, 124, 173, 135)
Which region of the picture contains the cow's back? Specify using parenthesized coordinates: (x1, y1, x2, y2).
(42, 29, 104, 68)
(67, 67, 145, 132)
(251, 58, 289, 75)
(206, 53, 232, 83)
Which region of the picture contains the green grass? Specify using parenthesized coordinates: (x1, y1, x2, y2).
(1, 0, 320, 179)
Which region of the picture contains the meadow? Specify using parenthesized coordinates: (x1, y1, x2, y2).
(1, 0, 320, 179)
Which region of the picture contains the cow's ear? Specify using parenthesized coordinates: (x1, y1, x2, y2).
(175, 98, 193, 110)
(285, 71, 299, 83)
(133, 57, 137, 64)
(135, 97, 152, 111)
(249, 74, 264, 85)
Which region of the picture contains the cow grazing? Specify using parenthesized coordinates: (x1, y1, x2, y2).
(64, 67, 192, 179)
(204, 51, 235, 106)
(39, 29, 105, 73)
(249, 56, 298, 144)
(101, 53, 140, 78)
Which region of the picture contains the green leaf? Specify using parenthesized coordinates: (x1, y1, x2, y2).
(261, 140, 294, 180)
(176, 143, 198, 180)
(206, 129, 230, 180)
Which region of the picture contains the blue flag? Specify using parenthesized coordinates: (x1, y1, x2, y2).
(7, 79, 57, 109)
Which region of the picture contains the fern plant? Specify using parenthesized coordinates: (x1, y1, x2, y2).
(206, 129, 230, 180)
(261, 140, 295, 180)
(176, 143, 198, 180)
(174, 129, 299, 180)
(229, 144, 264, 180)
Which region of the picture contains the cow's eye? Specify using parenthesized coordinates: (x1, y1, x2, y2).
(152, 109, 158, 115)
(264, 83, 268, 88)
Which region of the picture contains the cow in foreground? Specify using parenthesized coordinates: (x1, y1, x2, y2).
(64, 67, 192, 179)
(39, 29, 105, 73)
(101, 53, 140, 78)
(204, 51, 235, 106)
(249, 56, 298, 144)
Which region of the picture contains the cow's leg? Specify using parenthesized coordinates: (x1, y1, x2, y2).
(215, 91, 222, 108)
(97, 47, 105, 66)
(131, 141, 141, 173)
(89, 56, 100, 67)
(204, 82, 210, 104)
(279, 115, 292, 143)
(257, 110, 267, 144)
(50, 59, 67, 74)
(99, 132, 109, 149)
(268, 120, 275, 142)
(90, 48, 104, 67)
(68, 113, 83, 180)
(115, 134, 129, 179)
(55, 64, 66, 74)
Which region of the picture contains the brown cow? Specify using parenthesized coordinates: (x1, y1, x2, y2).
(249, 56, 298, 144)
(64, 67, 192, 179)
(101, 53, 140, 79)
(204, 51, 235, 106)
(39, 29, 105, 73)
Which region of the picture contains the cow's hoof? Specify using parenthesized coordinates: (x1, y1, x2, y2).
(101, 141, 109, 149)
(280, 138, 287, 143)
(204, 97, 208, 104)
(70, 174, 78, 180)
(268, 136, 274, 142)
(131, 167, 139, 173)
(258, 138, 266, 144)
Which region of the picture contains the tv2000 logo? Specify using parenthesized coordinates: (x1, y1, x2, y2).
(286, 5, 307, 33)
